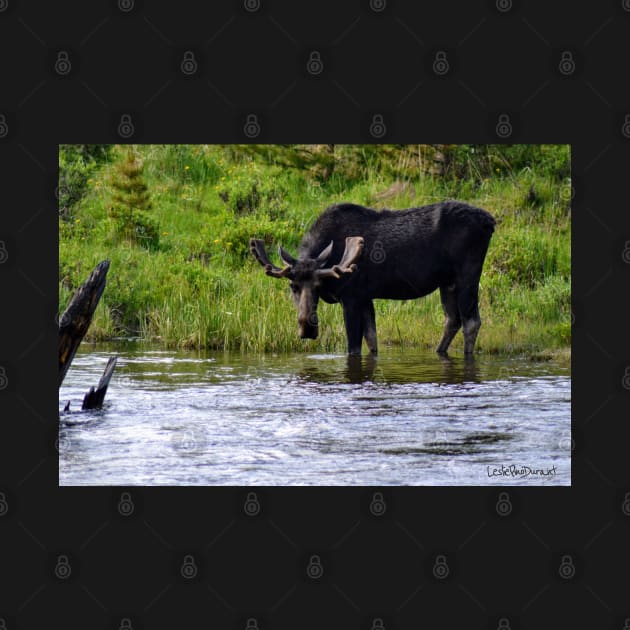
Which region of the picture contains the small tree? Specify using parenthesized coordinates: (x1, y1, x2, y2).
(108, 149, 158, 248)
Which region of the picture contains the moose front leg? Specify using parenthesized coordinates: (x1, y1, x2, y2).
(362, 299, 378, 355)
(342, 299, 365, 356)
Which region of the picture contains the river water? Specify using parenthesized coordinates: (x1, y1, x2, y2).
(59, 344, 571, 486)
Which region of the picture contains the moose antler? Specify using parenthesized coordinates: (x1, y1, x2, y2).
(316, 236, 364, 280)
(249, 238, 292, 278)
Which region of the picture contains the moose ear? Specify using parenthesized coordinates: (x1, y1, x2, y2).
(278, 246, 297, 267)
(315, 241, 334, 267)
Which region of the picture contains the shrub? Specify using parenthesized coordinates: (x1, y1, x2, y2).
(218, 213, 299, 262)
(58, 144, 112, 219)
(216, 165, 290, 218)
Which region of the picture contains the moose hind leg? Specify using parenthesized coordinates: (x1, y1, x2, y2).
(362, 300, 378, 355)
(458, 285, 481, 355)
(436, 285, 462, 355)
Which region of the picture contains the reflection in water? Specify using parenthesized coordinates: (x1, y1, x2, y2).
(296, 355, 380, 384)
(297, 352, 481, 385)
(345, 354, 377, 383)
(59, 344, 571, 486)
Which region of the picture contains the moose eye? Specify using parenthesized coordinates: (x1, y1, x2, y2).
(289, 283, 300, 294)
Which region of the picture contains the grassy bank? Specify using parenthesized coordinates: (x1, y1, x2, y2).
(59, 144, 571, 356)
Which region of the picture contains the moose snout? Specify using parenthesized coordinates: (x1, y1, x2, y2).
(298, 315, 318, 339)
(299, 326, 318, 339)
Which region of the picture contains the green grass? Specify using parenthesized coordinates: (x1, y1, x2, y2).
(59, 144, 571, 356)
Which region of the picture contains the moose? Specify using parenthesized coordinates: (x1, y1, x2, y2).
(250, 201, 495, 356)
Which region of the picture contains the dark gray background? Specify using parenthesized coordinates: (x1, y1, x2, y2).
(1, 0, 629, 628)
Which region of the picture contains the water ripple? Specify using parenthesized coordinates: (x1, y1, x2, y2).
(60, 346, 571, 486)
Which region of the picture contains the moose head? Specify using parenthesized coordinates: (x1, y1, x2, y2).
(249, 236, 364, 340)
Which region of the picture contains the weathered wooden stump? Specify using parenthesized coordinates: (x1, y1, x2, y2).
(58, 260, 110, 388)
(82, 356, 118, 410)
(59, 260, 117, 411)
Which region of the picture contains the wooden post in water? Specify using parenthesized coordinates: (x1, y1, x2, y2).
(59, 260, 117, 411)
(58, 260, 110, 387)
(82, 356, 118, 410)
